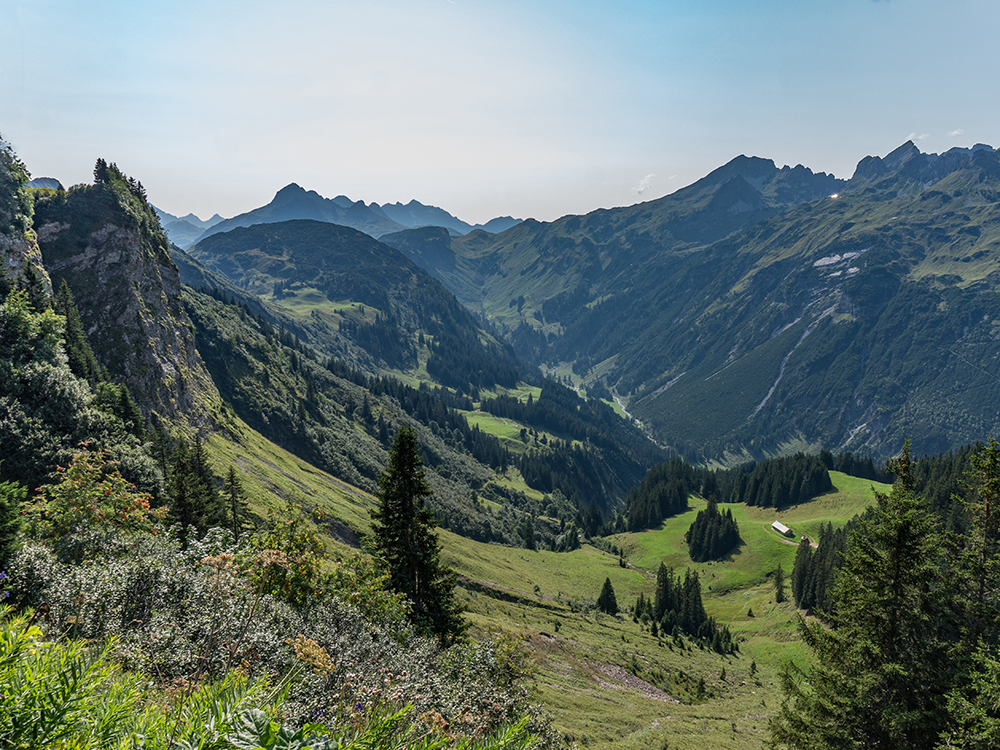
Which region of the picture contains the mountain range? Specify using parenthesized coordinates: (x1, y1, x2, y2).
(12, 132, 1000, 750)
(152, 206, 226, 248)
(380, 142, 1000, 461)
(156, 185, 522, 249)
(19, 139, 1000, 471)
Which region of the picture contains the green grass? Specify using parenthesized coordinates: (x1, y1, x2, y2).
(202, 401, 888, 749)
(205, 410, 375, 556)
(437, 470, 889, 748)
(462, 411, 529, 451)
(442, 530, 787, 749)
(610, 471, 888, 594)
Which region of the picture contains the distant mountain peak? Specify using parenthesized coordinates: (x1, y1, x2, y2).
(850, 140, 998, 188)
(882, 140, 921, 169)
(274, 183, 320, 202)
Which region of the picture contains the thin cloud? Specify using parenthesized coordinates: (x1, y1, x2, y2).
(907, 132, 930, 142)
(634, 174, 654, 194)
(948, 129, 964, 137)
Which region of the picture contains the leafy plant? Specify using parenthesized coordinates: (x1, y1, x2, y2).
(23, 447, 166, 548)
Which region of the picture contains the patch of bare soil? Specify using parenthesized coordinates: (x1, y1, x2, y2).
(592, 662, 680, 704)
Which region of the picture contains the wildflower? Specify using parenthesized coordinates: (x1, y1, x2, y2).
(287, 634, 334, 676)
(201, 553, 235, 571)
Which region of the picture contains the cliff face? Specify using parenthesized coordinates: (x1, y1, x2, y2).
(33, 162, 218, 425)
(0, 140, 52, 293)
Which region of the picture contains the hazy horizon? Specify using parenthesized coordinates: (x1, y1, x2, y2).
(3, 0, 998, 225)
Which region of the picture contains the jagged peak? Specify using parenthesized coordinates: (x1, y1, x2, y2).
(850, 140, 999, 186)
(702, 154, 779, 189)
(882, 140, 921, 169)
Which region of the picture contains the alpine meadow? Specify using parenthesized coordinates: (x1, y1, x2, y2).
(7, 124, 1000, 750)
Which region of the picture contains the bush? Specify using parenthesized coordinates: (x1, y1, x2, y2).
(6, 521, 562, 748)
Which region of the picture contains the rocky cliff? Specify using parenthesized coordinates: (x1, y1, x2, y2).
(33, 161, 218, 425)
(0, 139, 51, 294)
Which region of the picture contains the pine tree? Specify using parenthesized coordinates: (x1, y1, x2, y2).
(54, 281, 100, 383)
(371, 426, 465, 643)
(774, 562, 786, 604)
(653, 562, 674, 622)
(770, 442, 952, 749)
(791, 537, 812, 608)
(167, 435, 226, 548)
(940, 438, 1000, 745)
(168, 438, 196, 549)
(597, 577, 618, 615)
(522, 513, 537, 550)
(224, 465, 253, 543)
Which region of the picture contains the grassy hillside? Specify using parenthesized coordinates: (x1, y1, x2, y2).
(439, 470, 888, 748)
(203, 405, 376, 552)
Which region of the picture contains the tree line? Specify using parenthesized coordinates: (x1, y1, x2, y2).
(633, 564, 739, 655)
(771, 439, 1000, 748)
(622, 450, 883, 533)
(685, 499, 741, 562)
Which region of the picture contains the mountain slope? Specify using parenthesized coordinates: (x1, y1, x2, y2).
(384, 143, 1000, 461)
(182, 219, 663, 518)
(381, 155, 845, 335)
(187, 219, 523, 392)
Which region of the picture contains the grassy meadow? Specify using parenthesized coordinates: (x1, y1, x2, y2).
(439, 470, 888, 748)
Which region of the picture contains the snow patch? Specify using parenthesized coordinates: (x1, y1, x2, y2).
(813, 251, 860, 268)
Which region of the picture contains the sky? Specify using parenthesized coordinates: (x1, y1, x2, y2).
(3, 0, 999, 225)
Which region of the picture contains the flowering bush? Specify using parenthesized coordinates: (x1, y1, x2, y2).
(6, 472, 562, 748)
(237, 507, 330, 608)
(22, 447, 167, 551)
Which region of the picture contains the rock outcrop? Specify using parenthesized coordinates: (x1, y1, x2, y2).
(34, 162, 219, 426)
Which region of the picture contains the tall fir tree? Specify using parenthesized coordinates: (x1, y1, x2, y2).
(523, 513, 537, 551)
(167, 435, 226, 549)
(54, 280, 100, 384)
(371, 426, 465, 643)
(224, 465, 253, 543)
(597, 577, 618, 615)
(653, 562, 674, 622)
(791, 538, 812, 608)
(774, 562, 786, 604)
(770, 442, 952, 749)
(941, 437, 1000, 746)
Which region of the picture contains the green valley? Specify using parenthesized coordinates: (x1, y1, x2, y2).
(5, 133, 1000, 750)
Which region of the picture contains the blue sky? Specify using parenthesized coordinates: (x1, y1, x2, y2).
(3, 0, 999, 224)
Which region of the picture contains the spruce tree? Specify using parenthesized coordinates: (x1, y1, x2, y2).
(774, 562, 786, 604)
(54, 281, 100, 384)
(168, 437, 196, 549)
(940, 438, 1000, 745)
(770, 442, 952, 749)
(371, 426, 465, 643)
(791, 537, 812, 608)
(224, 465, 253, 543)
(522, 513, 537, 550)
(597, 577, 618, 615)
